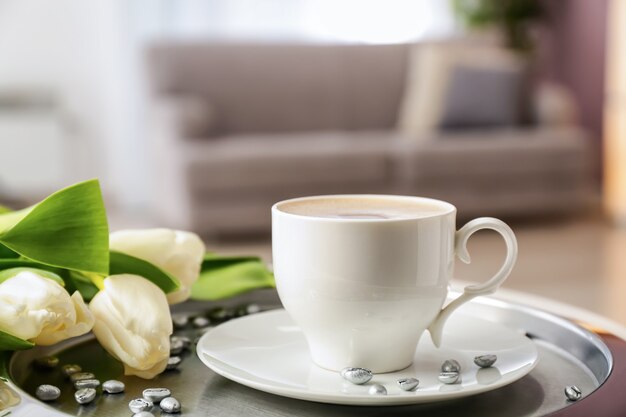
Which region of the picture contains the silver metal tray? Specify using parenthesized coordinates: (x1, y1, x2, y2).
(0, 290, 623, 417)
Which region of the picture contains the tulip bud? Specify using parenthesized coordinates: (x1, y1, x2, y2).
(89, 274, 172, 379)
(0, 271, 94, 345)
(109, 228, 205, 304)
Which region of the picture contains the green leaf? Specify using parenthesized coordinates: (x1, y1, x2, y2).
(0, 329, 33, 351)
(109, 251, 180, 294)
(0, 259, 65, 275)
(0, 205, 11, 214)
(191, 259, 275, 301)
(202, 253, 263, 270)
(0, 267, 64, 286)
(0, 244, 18, 258)
(0, 180, 109, 275)
(67, 271, 100, 301)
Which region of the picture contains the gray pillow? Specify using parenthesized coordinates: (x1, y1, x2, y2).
(439, 64, 527, 129)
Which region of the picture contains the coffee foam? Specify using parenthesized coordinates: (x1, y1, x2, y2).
(277, 196, 453, 220)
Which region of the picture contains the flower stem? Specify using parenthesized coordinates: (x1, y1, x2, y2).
(86, 273, 106, 291)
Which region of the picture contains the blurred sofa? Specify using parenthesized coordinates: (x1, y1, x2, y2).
(145, 41, 592, 237)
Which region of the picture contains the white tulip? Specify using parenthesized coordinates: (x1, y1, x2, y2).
(0, 271, 94, 345)
(109, 228, 205, 304)
(89, 274, 172, 379)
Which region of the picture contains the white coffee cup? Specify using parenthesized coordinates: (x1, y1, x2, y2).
(272, 195, 517, 373)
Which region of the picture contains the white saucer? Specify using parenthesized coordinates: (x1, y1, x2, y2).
(197, 309, 538, 406)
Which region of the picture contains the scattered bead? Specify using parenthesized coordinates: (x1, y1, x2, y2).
(565, 385, 582, 401)
(340, 367, 373, 385)
(172, 314, 189, 329)
(102, 380, 125, 394)
(143, 388, 171, 403)
(70, 372, 96, 383)
(171, 336, 191, 351)
(441, 359, 461, 373)
(160, 396, 181, 413)
(438, 372, 460, 384)
(35, 384, 61, 401)
(75, 388, 96, 405)
(166, 356, 182, 371)
(474, 354, 497, 368)
(34, 356, 59, 369)
(170, 339, 184, 355)
(74, 379, 100, 390)
(368, 384, 387, 395)
(207, 307, 230, 322)
(61, 364, 82, 377)
(234, 305, 248, 318)
(129, 398, 152, 413)
(246, 304, 261, 314)
(397, 377, 419, 391)
(192, 316, 211, 328)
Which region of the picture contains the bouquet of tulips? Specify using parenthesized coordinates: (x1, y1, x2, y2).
(0, 180, 274, 378)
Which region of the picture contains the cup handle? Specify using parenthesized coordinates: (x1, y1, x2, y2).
(428, 217, 518, 347)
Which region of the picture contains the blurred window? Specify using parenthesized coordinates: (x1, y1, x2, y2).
(130, 0, 457, 44)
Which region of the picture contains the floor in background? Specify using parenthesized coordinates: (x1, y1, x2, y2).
(208, 214, 626, 326)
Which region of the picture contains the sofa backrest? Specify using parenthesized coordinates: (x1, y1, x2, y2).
(146, 42, 409, 135)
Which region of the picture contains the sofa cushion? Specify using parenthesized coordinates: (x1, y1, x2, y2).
(170, 95, 217, 138)
(394, 127, 590, 180)
(184, 131, 402, 193)
(439, 63, 527, 128)
(397, 44, 528, 136)
(147, 42, 408, 134)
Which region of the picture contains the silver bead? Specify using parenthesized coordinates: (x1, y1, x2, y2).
(129, 398, 153, 413)
(74, 379, 100, 390)
(340, 367, 373, 385)
(134, 412, 155, 417)
(34, 356, 59, 369)
(438, 371, 460, 384)
(35, 384, 61, 401)
(171, 336, 191, 351)
(441, 359, 461, 373)
(474, 354, 497, 368)
(172, 314, 189, 329)
(170, 339, 184, 355)
(246, 304, 261, 314)
(75, 388, 96, 405)
(69, 372, 95, 383)
(192, 316, 211, 328)
(166, 356, 182, 371)
(207, 307, 230, 322)
(102, 380, 125, 394)
(368, 384, 387, 395)
(61, 364, 82, 377)
(397, 377, 419, 391)
(143, 388, 171, 403)
(160, 396, 182, 413)
(565, 385, 582, 401)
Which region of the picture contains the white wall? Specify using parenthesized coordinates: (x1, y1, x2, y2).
(0, 0, 144, 209)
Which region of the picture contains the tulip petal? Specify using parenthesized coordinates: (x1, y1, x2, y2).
(0, 271, 94, 346)
(0, 268, 64, 287)
(109, 229, 205, 305)
(90, 275, 172, 379)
